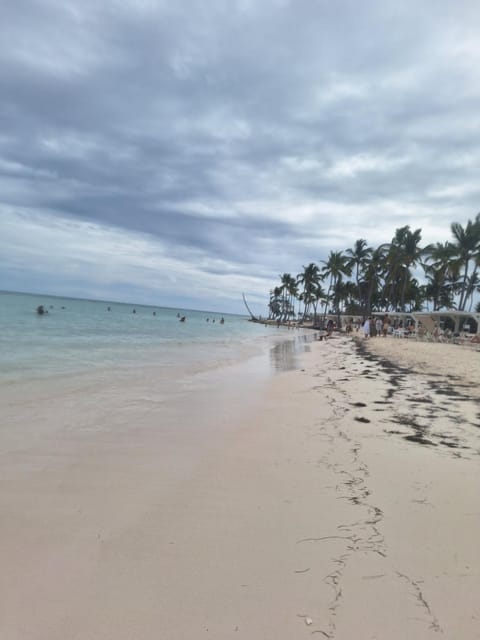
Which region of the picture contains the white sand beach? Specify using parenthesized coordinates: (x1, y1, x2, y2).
(1, 335, 479, 639)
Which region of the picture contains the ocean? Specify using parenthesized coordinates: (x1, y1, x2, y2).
(0, 290, 314, 384)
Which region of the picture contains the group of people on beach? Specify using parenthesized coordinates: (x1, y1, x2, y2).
(362, 314, 391, 339)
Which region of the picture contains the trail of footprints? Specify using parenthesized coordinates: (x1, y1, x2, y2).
(296, 339, 462, 637)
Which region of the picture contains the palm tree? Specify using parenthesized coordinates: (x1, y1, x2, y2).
(399, 227, 423, 310)
(403, 277, 425, 312)
(450, 213, 480, 310)
(363, 244, 389, 314)
(297, 263, 322, 321)
(268, 287, 283, 319)
(422, 241, 457, 310)
(346, 239, 372, 311)
(336, 280, 357, 314)
(383, 226, 423, 311)
(321, 250, 352, 323)
(464, 270, 480, 311)
(423, 267, 455, 310)
(383, 234, 404, 310)
(312, 283, 327, 322)
(266, 212, 480, 320)
(279, 273, 298, 320)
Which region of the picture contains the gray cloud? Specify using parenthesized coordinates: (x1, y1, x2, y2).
(1, 0, 479, 313)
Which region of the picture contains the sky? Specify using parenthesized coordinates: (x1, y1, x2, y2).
(1, 0, 479, 315)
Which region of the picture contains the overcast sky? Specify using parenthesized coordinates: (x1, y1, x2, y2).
(1, 0, 479, 314)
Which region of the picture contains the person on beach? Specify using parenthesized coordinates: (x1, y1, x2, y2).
(433, 323, 443, 341)
(363, 317, 370, 338)
(327, 319, 334, 336)
(383, 315, 390, 337)
(375, 317, 383, 336)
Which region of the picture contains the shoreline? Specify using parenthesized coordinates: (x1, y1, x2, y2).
(1, 335, 479, 638)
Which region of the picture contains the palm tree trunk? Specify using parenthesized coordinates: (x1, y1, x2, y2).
(459, 260, 470, 310)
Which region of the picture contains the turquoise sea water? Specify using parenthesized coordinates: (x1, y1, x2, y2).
(0, 291, 312, 383)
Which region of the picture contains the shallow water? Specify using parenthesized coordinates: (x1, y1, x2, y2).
(0, 290, 316, 383)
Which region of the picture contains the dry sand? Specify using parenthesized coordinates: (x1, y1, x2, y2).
(1, 335, 479, 639)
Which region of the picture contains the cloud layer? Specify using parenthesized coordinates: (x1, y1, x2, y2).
(1, 0, 479, 312)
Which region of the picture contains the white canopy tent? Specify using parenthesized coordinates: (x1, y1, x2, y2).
(411, 311, 480, 335)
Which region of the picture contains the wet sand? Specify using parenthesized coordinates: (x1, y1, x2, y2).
(1, 335, 479, 638)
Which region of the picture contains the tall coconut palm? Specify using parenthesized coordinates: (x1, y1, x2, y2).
(423, 267, 455, 311)
(279, 273, 298, 320)
(312, 283, 327, 321)
(422, 241, 457, 310)
(321, 250, 351, 322)
(335, 280, 357, 314)
(403, 277, 425, 312)
(383, 233, 404, 310)
(464, 270, 480, 311)
(364, 244, 389, 314)
(399, 227, 423, 310)
(268, 287, 283, 319)
(297, 262, 322, 320)
(346, 239, 372, 311)
(383, 226, 423, 311)
(450, 213, 480, 310)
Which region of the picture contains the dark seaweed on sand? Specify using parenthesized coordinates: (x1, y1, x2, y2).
(354, 339, 480, 453)
(404, 435, 437, 446)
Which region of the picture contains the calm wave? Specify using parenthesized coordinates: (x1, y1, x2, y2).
(0, 291, 311, 382)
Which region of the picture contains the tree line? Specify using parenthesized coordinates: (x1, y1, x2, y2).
(268, 213, 480, 321)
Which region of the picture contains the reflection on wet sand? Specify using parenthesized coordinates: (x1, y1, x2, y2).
(270, 333, 317, 372)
